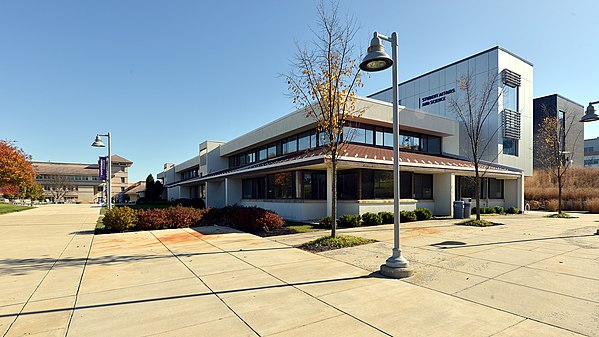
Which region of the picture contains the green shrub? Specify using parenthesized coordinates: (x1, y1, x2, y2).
(378, 211, 394, 224)
(102, 206, 137, 231)
(493, 206, 504, 214)
(338, 214, 362, 227)
(506, 207, 519, 214)
(414, 208, 432, 221)
(400, 210, 417, 222)
(318, 216, 333, 229)
(361, 212, 382, 226)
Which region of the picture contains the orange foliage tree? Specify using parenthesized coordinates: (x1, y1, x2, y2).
(286, 1, 363, 237)
(0, 140, 36, 196)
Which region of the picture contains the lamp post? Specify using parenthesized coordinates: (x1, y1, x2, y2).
(91, 133, 112, 210)
(579, 101, 599, 234)
(360, 32, 413, 278)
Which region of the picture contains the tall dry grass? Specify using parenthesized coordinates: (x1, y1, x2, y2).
(525, 167, 599, 212)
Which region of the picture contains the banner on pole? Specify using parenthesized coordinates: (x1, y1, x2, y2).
(98, 156, 107, 181)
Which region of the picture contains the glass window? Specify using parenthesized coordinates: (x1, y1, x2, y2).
(384, 131, 393, 147)
(258, 147, 267, 161)
(399, 171, 412, 199)
(414, 174, 433, 199)
(298, 132, 311, 151)
(338, 170, 358, 200)
(246, 151, 255, 164)
(319, 131, 329, 146)
(400, 133, 420, 151)
(361, 170, 375, 199)
(267, 172, 294, 199)
(304, 171, 326, 199)
(365, 127, 374, 145)
(488, 178, 504, 199)
(238, 153, 246, 166)
(267, 144, 278, 159)
(503, 85, 518, 111)
(242, 179, 253, 198)
(427, 136, 441, 154)
(282, 136, 297, 154)
(503, 138, 518, 156)
(375, 129, 384, 146)
(375, 171, 395, 199)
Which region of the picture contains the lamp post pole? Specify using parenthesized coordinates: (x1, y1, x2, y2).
(360, 32, 413, 278)
(92, 133, 112, 210)
(579, 101, 599, 234)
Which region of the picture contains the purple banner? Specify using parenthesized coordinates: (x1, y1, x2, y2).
(98, 156, 107, 181)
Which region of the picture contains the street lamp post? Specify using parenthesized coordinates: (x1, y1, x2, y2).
(91, 133, 112, 210)
(579, 101, 599, 235)
(360, 32, 413, 278)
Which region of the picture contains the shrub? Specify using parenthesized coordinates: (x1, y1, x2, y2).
(338, 214, 362, 227)
(378, 211, 394, 224)
(165, 206, 204, 228)
(400, 210, 417, 222)
(254, 210, 285, 231)
(506, 207, 519, 214)
(547, 199, 559, 212)
(362, 212, 382, 226)
(587, 198, 599, 214)
(493, 206, 504, 214)
(318, 216, 333, 229)
(172, 198, 205, 209)
(102, 206, 137, 231)
(136, 208, 168, 230)
(414, 208, 432, 221)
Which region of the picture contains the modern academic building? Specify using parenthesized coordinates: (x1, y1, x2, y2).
(158, 46, 532, 220)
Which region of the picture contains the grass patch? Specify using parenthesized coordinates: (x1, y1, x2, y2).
(299, 235, 376, 252)
(95, 207, 108, 234)
(0, 204, 34, 215)
(456, 219, 502, 227)
(545, 212, 577, 219)
(259, 220, 324, 237)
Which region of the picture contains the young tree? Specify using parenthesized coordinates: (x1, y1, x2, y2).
(286, 1, 363, 237)
(448, 72, 503, 220)
(145, 174, 155, 200)
(535, 109, 582, 214)
(45, 174, 73, 203)
(20, 182, 44, 201)
(0, 140, 35, 189)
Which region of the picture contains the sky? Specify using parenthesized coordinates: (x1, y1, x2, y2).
(1, 0, 598, 183)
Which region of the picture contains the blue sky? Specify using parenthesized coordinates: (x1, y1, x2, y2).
(1, 0, 597, 182)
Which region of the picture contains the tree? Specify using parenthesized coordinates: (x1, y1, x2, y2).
(535, 108, 582, 214)
(145, 174, 155, 200)
(0, 140, 35, 190)
(286, 0, 363, 237)
(45, 174, 74, 203)
(152, 180, 164, 200)
(448, 72, 503, 220)
(20, 182, 44, 201)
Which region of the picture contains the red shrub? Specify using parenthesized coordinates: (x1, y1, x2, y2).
(136, 208, 168, 230)
(164, 206, 203, 228)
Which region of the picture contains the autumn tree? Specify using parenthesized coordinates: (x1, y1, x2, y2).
(535, 108, 582, 214)
(20, 182, 44, 201)
(286, 1, 363, 237)
(448, 72, 503, 221)
(0, 140, 36, 191)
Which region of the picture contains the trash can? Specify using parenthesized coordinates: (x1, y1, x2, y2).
(453, 200, 464, 219)
(462, 198, 472, 218)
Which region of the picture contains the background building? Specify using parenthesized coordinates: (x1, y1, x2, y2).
(584, 137, 599, 167)
(533, 94, 584, 168)
(33, 155, 132, 203)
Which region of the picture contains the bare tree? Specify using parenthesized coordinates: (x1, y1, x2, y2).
(286, 0, 363, 237)
(448, 72, 503, 220)
(45, 174, 74, 203)
(535, 106, 583, 214)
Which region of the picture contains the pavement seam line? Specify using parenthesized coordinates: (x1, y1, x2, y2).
(149, 230, 261, 337)
(195, 232, 394, 337)
(64, 231, 96, 337)
(2, 215, 85, 337)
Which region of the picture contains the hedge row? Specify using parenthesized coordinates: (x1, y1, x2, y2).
(318, 208, 433, 228)
(471, 206, 518, 214)
(101, 205, 284, 233)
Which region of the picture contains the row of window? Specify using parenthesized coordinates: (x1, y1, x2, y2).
(241, 169, 434, 200)
(584, 159, 599, 166)
(230, 125, 442, 169)
(42, 186, 78, 191)
(37, 175, 99, 181)
(455, 176, 504, 199)
(180, 169, 199, 181)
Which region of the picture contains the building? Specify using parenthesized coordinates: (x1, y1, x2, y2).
(123, 181, 146, 203)
(33, 155, 132, 203)
(584, 137, 599, 167)
(533, 94, 584, 168)
(159, 46, 532, 220)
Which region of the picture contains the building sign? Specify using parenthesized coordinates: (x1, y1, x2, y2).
(420, 88, 455, 108)
(98, 156, 107, 181)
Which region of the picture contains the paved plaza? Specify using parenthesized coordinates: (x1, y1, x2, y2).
(1, 205, 598, 336)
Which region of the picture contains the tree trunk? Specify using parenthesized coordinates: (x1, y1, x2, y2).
(558, 172, 563, 214)
(475, 167, 481, 221)
(331, 156, 337, 238)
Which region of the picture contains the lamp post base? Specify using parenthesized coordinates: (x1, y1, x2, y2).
(380, 264, 414, 279)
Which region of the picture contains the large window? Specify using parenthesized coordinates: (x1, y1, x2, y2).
(414, 174, 433, 199)
(282, 136, 297, 154)
(503, 84, 518, 112)
(303, 172, 326, 199)
(456, 176, 504, 199)
(375, 171, 395, 199)
(338, 170, 359, 200)
(298, 132, 311, 151)
(267, 172, 294, 199)
(503, 138, 518, 156)
(242, 177, 266, 199)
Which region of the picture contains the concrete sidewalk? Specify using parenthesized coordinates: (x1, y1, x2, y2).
(2, 206, 596, 336)
(0, 204, 99, 336)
